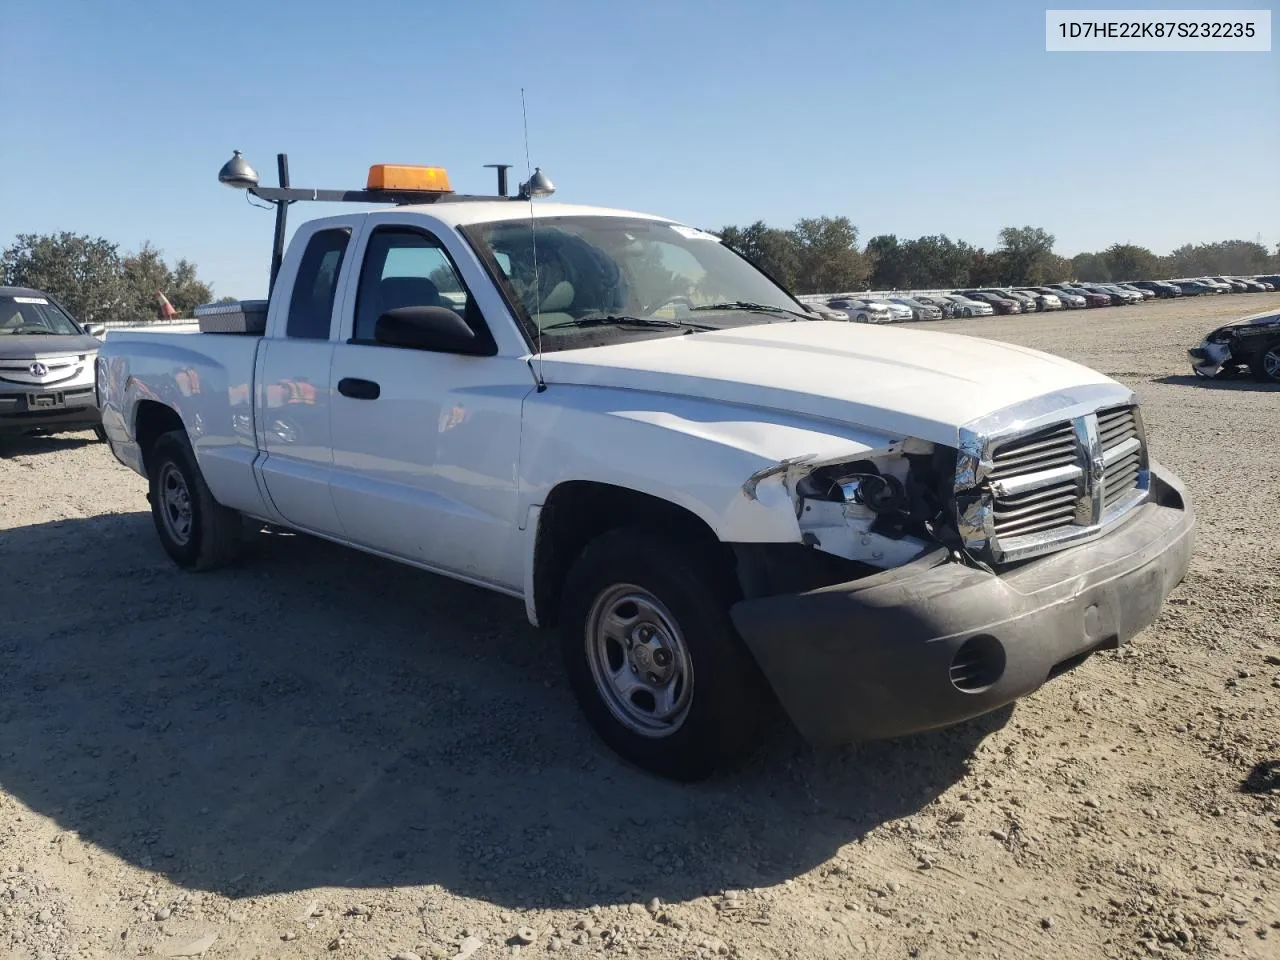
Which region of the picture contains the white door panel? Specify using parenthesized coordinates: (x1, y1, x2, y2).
(325, 219, 527, 588)
(328, 345, 528, 584)
(256, 338, 343, 534)
(253, 219, 362, 537)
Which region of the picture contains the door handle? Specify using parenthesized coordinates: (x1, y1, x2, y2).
(337, 377, 381, 400)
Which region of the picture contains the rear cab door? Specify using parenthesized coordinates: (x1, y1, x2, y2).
(254, 214, 366, 535)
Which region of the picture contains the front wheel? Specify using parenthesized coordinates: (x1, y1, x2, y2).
(147, 430, 243, 570)
(559, 527, 769, 781)
(1251, 340, 1280, 383)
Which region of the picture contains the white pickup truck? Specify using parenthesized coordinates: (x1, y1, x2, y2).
(98, 162, 1195, 780)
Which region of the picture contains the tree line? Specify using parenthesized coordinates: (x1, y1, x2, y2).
(3, 224, 1276, 324)
(0, 232, 218, 324)
(715, 218, 1280, 294)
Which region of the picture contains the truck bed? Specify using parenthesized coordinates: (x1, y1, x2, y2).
(98, 329, 265, 515)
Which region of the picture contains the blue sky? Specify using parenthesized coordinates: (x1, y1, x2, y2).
(2, 0, 1276, 299)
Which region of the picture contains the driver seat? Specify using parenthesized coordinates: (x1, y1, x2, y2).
(532, 280, 575, 328)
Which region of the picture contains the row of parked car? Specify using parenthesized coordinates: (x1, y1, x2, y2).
(816, 273, 1280, 323)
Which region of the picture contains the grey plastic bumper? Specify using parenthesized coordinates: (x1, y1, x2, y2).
(0, 389, 100, 435)
(730, 465, 1195, 746)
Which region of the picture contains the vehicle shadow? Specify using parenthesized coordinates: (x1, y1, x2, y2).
(1154, 374, 1280, 392)
(0, 432, 100, 457)
(0, 512, 1008, 908)
(1239, 760, 1280, 795)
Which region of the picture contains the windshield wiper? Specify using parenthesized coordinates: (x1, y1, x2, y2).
(689, 301, 815, 321)
(540, 314, 712, 331)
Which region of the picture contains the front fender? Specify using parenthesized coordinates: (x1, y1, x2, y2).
(518, 385, 902, 543)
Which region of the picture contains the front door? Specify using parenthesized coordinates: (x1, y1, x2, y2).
(327, 223, 527, 587)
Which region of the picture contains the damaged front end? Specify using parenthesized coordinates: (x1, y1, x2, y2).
(740, 436, 972, 584)
(1188, 336, 1234, 378)
(728, 424, 1192, 746)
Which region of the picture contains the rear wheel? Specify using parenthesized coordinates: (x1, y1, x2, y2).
(1251, 340, 1280, 383)
(559, 527, 769, 781)
(147, 430, 243, 570)
(93, 425, 108, 443)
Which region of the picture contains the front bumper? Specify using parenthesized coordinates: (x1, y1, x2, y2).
(0, 387, 100, 435)
(730, 464, 1194, 746)
(1188, 341, 1232, 377)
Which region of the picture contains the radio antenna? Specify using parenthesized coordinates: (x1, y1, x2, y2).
(522, 88, 547, 392)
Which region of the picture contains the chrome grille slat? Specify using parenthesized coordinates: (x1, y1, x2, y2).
(996, 511, 1081, 538)
(993, 483, 1080, 515)
(991, 427, 1075, 459)
(988, 448, 1078, 479)
(1104, 459, 1140, 486)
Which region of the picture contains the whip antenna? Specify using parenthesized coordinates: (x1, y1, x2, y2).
(522, 88, 546, 392)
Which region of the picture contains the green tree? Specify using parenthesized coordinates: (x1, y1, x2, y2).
(0, 232, 126, 323)
(899, 235, 973, 288)
(121, 242, 172, 320)
(968, 248, 1006, 286)
(717, 221, 800, 290)
(997, 226, 1056, 284)
(2, 232, 216, 322)
(1070, 251, 1109, 281)
(120, 244, 214, 319)
(789, 216, 868, 294)
(866, 234, 907, 290)
(1102, 244, 1159, 282)
(168, 258, 213, 314)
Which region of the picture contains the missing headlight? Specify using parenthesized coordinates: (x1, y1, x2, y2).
(792, 445, 961, 568)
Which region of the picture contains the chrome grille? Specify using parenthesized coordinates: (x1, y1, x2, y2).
(959, 402, 1151, 563)
(0, 355, 87, 387)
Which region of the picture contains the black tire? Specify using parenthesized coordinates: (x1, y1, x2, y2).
(559, 526, 769, 781)
(147, 430, 242, 571)
(1249, 339, 1280, 383)
(93, 424, 108, 443)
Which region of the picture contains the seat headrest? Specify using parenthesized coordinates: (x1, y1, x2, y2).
(378, 276, 441, 312)
(539, 280, 574, 314)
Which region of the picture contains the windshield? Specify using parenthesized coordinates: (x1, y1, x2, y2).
(0, 295, 82, 336)
(459, 216, 809, 350)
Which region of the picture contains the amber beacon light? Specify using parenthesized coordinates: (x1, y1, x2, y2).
(366, 164, 454, 193)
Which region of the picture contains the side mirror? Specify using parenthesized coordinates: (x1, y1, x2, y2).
(373, 306, 494, 356)
(84, 323, 106, 338)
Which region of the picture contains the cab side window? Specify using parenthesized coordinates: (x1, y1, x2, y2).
(354, 228, 474, 343)
(286, 228, 351, 340)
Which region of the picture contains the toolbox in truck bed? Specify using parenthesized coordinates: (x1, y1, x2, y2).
(193, 299, 269, 334)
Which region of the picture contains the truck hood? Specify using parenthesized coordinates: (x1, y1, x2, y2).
(536, 321, 1117, 446)
(0, 334, 101, 359)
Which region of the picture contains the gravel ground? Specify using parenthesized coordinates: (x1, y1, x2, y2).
(1, 295, 1278, 960)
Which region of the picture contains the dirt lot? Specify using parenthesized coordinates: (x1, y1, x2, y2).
(2, 295, 1278, 960)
